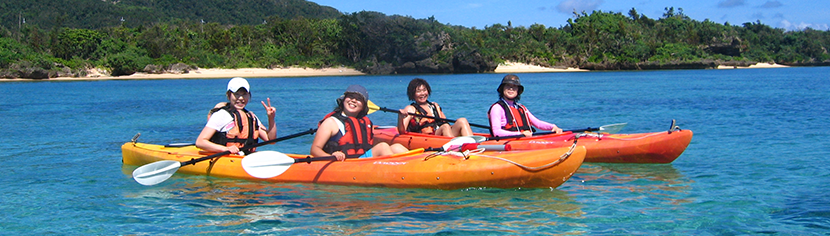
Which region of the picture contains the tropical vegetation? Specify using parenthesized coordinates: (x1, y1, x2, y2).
(2, 0, 829, 79)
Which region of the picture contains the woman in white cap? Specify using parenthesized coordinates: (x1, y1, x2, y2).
(487, 74, 562, 137)
(196, 77, 277, 154)
(311, 85, 408, 161)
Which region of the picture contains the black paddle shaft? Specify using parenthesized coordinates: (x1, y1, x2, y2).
(182, 128, 317, 166)
(378, 107, 490, 129)
(488, 127, 599, 140)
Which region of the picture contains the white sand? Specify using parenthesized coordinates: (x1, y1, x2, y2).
(494, 61, 588, 73)
(1, 61, 794, 82)
(717, 62, 790, 69)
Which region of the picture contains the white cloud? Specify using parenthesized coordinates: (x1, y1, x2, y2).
(780, 20, 830, 31)
(556, 0, 604, 15)
(718, 0, 745, 8)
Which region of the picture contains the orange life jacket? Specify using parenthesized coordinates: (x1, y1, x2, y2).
(406, 101, 447, 134)
(208, 104, 260, 151)
(488, 100, 534, 136)
(320, 112, 374, 155)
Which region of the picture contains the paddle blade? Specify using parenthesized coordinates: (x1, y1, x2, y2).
(132, 160, 182, 186)
(367, 100, 380, 114)
(442, 136, 484, 151)
(599, 123, 627, 134)
(241, 151, 296, 179)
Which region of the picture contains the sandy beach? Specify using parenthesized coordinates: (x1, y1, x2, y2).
(51, 66, 366, 81)
(716, 62, 790, 69)
(494, 61, 588, 73)
(1, 61, 791, 82)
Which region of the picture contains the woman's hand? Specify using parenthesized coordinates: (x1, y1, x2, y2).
(521, 130, 533, 137)
(261, 98, 276, 119)
(227, 145, 241, 155)
(332, 151, 346, 161)
(551, 127, 563, 134)
(398, 109, 410, 118)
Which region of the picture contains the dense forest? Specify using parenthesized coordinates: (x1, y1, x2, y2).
(2, 0, 830, 79)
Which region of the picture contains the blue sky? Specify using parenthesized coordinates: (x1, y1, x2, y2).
(311, 0, 828, 31)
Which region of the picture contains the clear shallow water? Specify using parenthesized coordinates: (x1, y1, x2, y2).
(1, 68, 829, 234)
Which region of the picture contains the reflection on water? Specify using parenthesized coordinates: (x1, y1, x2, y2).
(123, 176, 588, 234)
(120, 155, 698, 234)
(569, 163, 693, 205)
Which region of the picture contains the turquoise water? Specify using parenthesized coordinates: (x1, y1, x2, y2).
(1, 68, 829, 234)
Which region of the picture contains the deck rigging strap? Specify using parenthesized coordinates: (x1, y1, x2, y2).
(425, 134, 581, 170)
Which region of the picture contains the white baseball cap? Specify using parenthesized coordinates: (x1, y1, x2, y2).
(227, 77, 250, 92)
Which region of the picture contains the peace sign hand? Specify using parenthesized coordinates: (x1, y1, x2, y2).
(261, 98, 276, 120)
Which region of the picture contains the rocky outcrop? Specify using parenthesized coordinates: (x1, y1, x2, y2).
(361, 52, 495, 74)
(168, 63, 197, 73)
(358, 31, 497, 75)
(143, 63, 198, 74)
(579, 59, 764, 70)
(0, 61, 86, 79)
(780, 59, 830, 67)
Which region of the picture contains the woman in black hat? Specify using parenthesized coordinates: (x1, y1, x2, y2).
(311, 85, 409, 161)
(487, 74, 563, 137)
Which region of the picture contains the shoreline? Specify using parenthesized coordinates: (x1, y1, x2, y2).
(1, 62, 792, 82)
(715, 62, 790, 69)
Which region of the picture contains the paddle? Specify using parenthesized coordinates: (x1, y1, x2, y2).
(241, 151, 363, 178)
(131, 128, 317, 186)
(241, 135, 482, 179)
(366, 100, 491, 129)
(487, 123, 628, 140)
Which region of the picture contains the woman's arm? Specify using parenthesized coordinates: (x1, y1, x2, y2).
(197, 112, 240, 153)
(433, 102, 447, 119)
(260, 99, 277, 141)
(523, 108, 555, 130)
(311, 117, 346, 160)
(488, 104, 523, 137)
(196, 126, 238, 153)
(397, 105, 417, 134)
(523, 108, 561, 133)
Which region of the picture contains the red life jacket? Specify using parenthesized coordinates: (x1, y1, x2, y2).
(208, 104, 260, 151)
(320, 111, 374, 155)
(487, 100, 534, 136)
(406, 101, 447, 134)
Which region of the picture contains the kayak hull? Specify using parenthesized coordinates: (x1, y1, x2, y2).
(373, 127, 693, 164)
(122, 142, 585, 189)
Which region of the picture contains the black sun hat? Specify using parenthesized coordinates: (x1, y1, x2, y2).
(497, 74, 524, 95)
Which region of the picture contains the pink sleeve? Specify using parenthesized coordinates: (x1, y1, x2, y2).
(488, 104, 523, 137)
(523, 108, 555, 130)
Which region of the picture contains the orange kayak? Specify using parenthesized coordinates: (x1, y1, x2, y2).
(121, 141, 585, 189)
(373, 127, 693, 163)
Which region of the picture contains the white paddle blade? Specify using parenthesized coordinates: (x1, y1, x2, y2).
(469, 135, 487, 143)
(599, 123, 627, 134)
(132, 160, 182, 186)
(442, 136, 479, 151)
(241, 151, 296, 179)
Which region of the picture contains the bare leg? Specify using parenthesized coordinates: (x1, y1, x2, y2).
(390, 143, 409, 154)
(372, 142, 394, 156)
(452, 118, 474, 136)
(435, 123, 455, 137)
